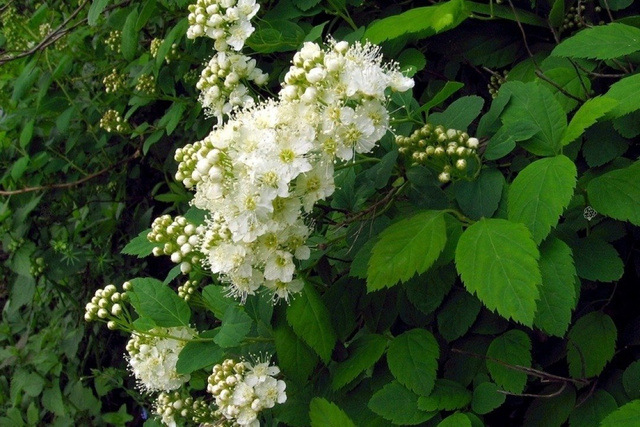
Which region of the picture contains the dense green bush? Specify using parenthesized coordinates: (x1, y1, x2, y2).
(1, 0, 639, 426)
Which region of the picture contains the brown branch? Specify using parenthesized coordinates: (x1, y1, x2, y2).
(0, 150, 140, 196)
(535, 70, 586, 103)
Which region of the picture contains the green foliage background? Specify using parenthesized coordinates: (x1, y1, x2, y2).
(1, 0, 640, 425)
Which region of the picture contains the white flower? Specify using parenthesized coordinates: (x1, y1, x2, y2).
(264, 250, 295, 283)
(254, 377, 287, 408)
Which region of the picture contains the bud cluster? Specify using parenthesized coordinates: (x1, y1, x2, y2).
(196, 51, 268, 120)
(186, 0, 260, 52)
(135, 73, 157, 95)
(207, 357, 286, 426)
(150, 38, 179, 63)
(488, 70, 508, 99)
(178, 279, 198, 301)
(147, 215, 205, 274)
(99, 109, 129, 133)
(84, 282, 130, 326)
(174, 139, 230, 190)
(30, 256, 45, 277)
(106, 30, 121, 53)
(103, 68, 127, 94)
(155, 390, 211, 427)
(396, 123, 480, 183)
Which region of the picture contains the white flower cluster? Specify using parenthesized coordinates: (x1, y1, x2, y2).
(186, 0, 260, 52)
(147, 215, 205, 274)
(126, 326, 195, 393)
(197, 51, 268, 120)
(207, 358, 286, 426)
(171, 40, 413, 303)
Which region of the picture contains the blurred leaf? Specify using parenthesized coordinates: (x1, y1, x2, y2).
(567, 312, 617, 378)
(387, 329, 439, 396)
(121, 8, 139, 61)
(368, 381, 436, 425)
(88, 0, 110, 26)
(309, 398, 356, 427)
(472, 382, 506, 414)
(487, 330, 531, 394)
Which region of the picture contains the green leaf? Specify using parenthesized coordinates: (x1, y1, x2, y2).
(387, 329, 439, 396)
(438, 413, 471, 427)
(623, 360, 640, 400)
(417, 379, 472, 412)
(552, 23, 640, 60)
(588, 161, 640, 226)
(10, 156, 29, 181)
(534, 238, 577, 337)
(121, 8, 139, 61)
(549, 0, 565, 27)
(603, 73, 640, 118)
(121, 229, 157, 257)
(368, 381, 436, 425)
(88, 0, 110, 26)
(367, 211, 447, 291)
(201, 285, 233, 320)
(455, 218, 541, 326)
(19, 119, 34, 148)
(437, 289, 482, 342)
(286, 284, 337, 363)
(294, 0, 321, 11)
(429, 96, 485, 131)
(246, 20, 305, 53)
(522, 384, 576, 427)
(584, 122, 629, 167)
(571, 238, 624, 282)
(599, 399, 640, 427)
(567, 312, 617, 378)
(157, 102, 186, 136)
(12, 61, 38, 102)
(404, 268, 454, 315)
(309, 398, 356, 427)
(128, 278, 190, 327)
(471, 382, 506, 414)
(500, 81, 567, 156)
(213, 305, 252, 348)
(486, 330, 532, 394)
(398, 48, 427, 77)
(417, 81, 464, 116)
(135, 0, 156, 31)
(42, 383, 65, 416)
(569, 390, 618, 427)
(454, 168, 505, 220)
(176, 330, 223, 374)
(363, 0, 468, 44)
(484, 121, 540, 160)
(156, 19, 188, 66)
(465, 1, 547, 27)
(538, 67, 589, 112)
(508, 155, 577, 244)
(332, 334, 387, 390)
(274, 322, 318, 383)
(561, 96, 618, 145)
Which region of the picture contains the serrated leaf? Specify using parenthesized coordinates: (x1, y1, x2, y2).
(567, 312, 617, 378)
(484, 121, 540, 160)
(438, 413, 471, 427)
(437, 289, 482, 342)
(603, 73, 640, 118)
(587, 161, 640, 226)
(88, 0, 110, 26)
(274, 322, 318, 383)
(246, 20, 305, 53)
(156, 19, 188, 66)
(549, 0, 565, 27)
(455, 218, 541, 326)
(487, 330, 532, 394)
(214, 305, 252, 348)
(471, 382, 506, 414)
(429, 96, 485, 131)
(534, 238, 577, 337)
(585, 121, 628, 167)
(201, 285, 233, 319)
(121, 229, 157, 257)
(121, 8, 139, 61)
(158, 102, 186, 136)
(569, 390, 618, 427)
(508, 155, 577, 244)
(500, 81, 567, 156)
(561, 96, 618, 145)
(387, 329, 439, 396)
(367, 211, 447, 291)
(363, 0, 468, 44)
(332, 334, 387, 390)
(309, 398, 356, 427)
(287, 284, 336, 363)
(398, 48, 427, 77)
(454, 168, 505, 220)
(294, 0, 321, 11)
(176, 330, 223, 374)
(417, 81, 464, 116)
(552, 23, 640, 60)
(539, 67, 590, 112)
(403, 268, 454, 315)
(599, 399, 640, 427)
(368, 381, 436, 425)
(522, 384, 576, 427)
(128, 278, 190, 327)
(417, 379, 472, 412)
(571, 238, 624, 282)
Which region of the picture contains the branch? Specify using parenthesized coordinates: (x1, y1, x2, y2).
(0, 150, 140, 196)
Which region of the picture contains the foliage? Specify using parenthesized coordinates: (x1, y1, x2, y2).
(2, 0, 640, 425)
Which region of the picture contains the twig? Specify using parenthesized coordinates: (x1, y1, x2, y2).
(498, 382, 567, 398)
(0, 150, 141, 196)
(535, 70, 586, 102)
